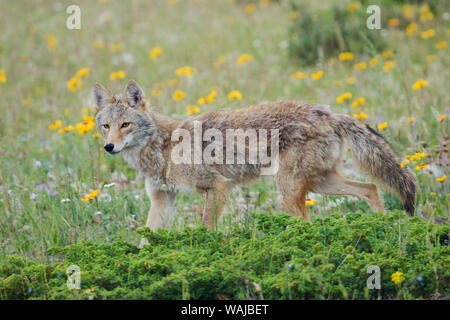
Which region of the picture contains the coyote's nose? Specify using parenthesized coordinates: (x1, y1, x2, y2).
(104, 144, 114, 152)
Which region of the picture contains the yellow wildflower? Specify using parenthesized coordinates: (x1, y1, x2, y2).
(347, 76, 356, 84)
(430, 192, 436, 196)
(406, 23, 418, 37)
(388, 18, 400, 27)
(91, 40, 105, 49)
(377, 122, 388, 130)
(228, 90, 243, 101)
(76, 120, 95, 135)
(382, 60, 396, 72)
(198, 89, 217, 104)
(400, 159, 409, 168)
(420, 29, 435, 39)
(410, 152, 428, 161)
(244, 3, 256, 15)
(390, 272, 405, 284)
(369, 57, 378, 67)
(347, 2, 361, 12)
(186, 105, 200, 115)
(336, 92, 352, 104)
(75, 67, 90, 79)
(237, 54, 253, 66)
(175, 66, 195, 77)
(45, 34, 57, 50)
(151, 89, 163, 97)
(353, 112, 368, 120)
(407, 117, 415, 124)
(67, 77, 82, 92)
(22, 98, 32, 106)
(58, 125, 75, 134)
(436, 41, 448, 49)
(351, 97, 365, 107)
(173, 90, 186, 101)
(420, 11, 434, 22)
(412, 79, 428, 90)
(353, 62, 367, 70)
(149, 46, 163, 60)
(49, 120, 63, 130)
(109, 70, 126, 80)
(381, 50, 394, 59)
(419, 4, 430, 14)
(436, 175, 447, 183)
(415, 164, 428, 171)
(437, 114, 445, 121)
(81, 190, 100, 202)
(402, 5, 415, 20)
(109, 43, 122, 52)
(305, 199, 317, 206)
(83, 115, 95, 122)
(311, 70, 323, 80)
(167, 79, 179, 87)
(338, 52, 354, 61)
(291, 71, 308, 80)
(0, 69, 7, 83)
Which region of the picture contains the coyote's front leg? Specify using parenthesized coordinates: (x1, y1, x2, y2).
(202, 179, 230, 231)
(139, 179, 176, 248)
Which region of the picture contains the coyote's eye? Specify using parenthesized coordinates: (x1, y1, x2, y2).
(102, 124, 110, 129)
(121, 122, 131, 128)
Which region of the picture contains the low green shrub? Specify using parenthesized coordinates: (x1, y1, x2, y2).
(0, 211, 448, 299)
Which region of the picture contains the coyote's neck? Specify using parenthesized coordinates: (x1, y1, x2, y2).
(122, 108, 179, 187)
(147, 109, 180, 140)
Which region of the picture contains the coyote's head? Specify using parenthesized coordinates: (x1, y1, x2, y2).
(93, 80, 155, 154)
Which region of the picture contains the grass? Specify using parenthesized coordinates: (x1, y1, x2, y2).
(0, 0, 448, 299)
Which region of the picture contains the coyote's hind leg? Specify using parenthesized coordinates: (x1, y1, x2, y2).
(276, 169, 311, 222)
(313, 171, 385, 213)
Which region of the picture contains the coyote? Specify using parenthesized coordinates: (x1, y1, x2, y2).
(93, 80, 417, 245)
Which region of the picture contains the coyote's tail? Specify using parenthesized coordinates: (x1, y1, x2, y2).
(332, 115, 418, 215)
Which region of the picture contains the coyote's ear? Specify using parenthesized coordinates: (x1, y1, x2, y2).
(92, 83, 112, 110)
(124, 80, 144, 108)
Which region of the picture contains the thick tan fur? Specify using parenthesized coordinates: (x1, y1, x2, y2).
(93, 81, 418, 247)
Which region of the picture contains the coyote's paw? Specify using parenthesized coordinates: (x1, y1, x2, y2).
(139, 238, 149, 248)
